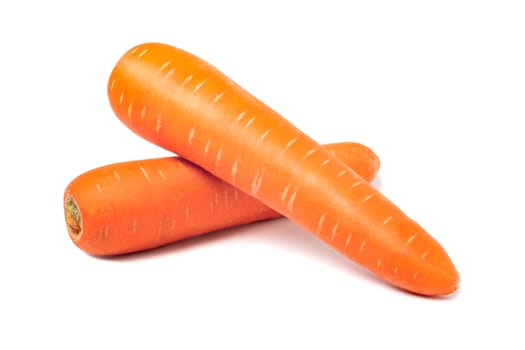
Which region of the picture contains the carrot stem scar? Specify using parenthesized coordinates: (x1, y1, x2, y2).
(64, 195, 82, 240)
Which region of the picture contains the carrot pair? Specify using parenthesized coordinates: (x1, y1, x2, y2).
(64, 42, 459, 296)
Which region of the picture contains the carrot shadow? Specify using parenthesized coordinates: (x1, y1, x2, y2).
(371, 174, 384, 191)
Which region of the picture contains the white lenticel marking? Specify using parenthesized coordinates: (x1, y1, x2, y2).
(223, 188, 230, 208)
(420, 250, 429, 260)
(139, 166, 151, 183)
(155, 114, 162, 133)
(299, 148, 317, 163)
(215, 147, 223, 167)
(278, 138, 297, 158)
(159, 61, 171, 72)
(137, 48, 149, 57)
(165, 67, 176, 78)
(243, 116, 256, 130)
(320, 159, 331, 168)
(258, 129, 271, 143)
(362, 194, 374, 203)
(316, 212, 327, 235)
(280, 184, 290, 202)
(331, 222, 340, 241)
(287, 190, 297, 212)
(231, 157, 240, 184)
(250, 170, 265, 196)
(113, 170, 121, 181)
(284, 138, 297, 150)
(382, 215, 393, 225)
(204, 140, 211, 155)
(182, 74, 193, 86)
(344, 233, 353, 253)
(235, 110, 247, 123)
(213, 92, 224, 104)
(127, 103, 134, 119)
(351, 180, 363, 189)
(188, 127, 196, 145)
(404, 233, 418, 247)
(193, 79, 207, 92)
(337, 170, 347, 178)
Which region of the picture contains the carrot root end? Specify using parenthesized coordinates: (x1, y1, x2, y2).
(64, 195, 83, 241)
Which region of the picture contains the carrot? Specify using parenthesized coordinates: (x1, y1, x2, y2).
(107, 42, 459, 295)
(64, 142, 379, 256)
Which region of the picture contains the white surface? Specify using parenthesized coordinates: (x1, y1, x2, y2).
(1, 1, 524, 348)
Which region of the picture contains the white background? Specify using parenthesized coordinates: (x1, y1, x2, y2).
(1, 1, 524, 348)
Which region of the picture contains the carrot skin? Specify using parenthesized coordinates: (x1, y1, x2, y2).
(64, 142, 379, 256)
(107, 43, 459, 295)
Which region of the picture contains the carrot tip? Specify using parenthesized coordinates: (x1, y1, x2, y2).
(64, 195, 83, 241)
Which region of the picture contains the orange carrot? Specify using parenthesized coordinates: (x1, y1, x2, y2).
(107, 42, 459, 295)
(64, 142, 379, 256)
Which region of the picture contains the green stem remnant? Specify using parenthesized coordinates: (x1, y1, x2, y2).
(64, 195, 82, 240)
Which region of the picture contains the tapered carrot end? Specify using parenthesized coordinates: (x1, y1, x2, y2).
(378, 227, 460, 296)
(426, 264, 459, 297)
(437, 259, 460, 296)
(410, 250, 460, 297)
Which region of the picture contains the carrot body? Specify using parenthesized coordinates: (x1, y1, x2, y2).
(64, 142, 379, 256)
(107, 42, 459, 295)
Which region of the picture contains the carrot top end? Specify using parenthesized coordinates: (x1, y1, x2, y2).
(64, 195, 83, 241)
